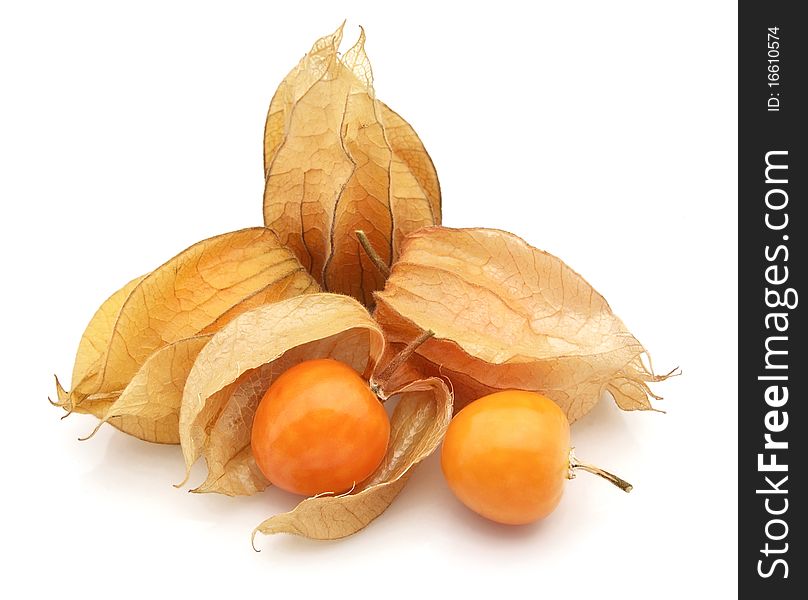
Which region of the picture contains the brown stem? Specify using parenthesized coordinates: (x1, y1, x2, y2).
(371, 330, 434, 399)
(355, 230, 391, 278)
(568, 449, 633, 493)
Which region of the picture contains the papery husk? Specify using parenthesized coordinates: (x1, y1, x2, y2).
(54, 228, 318, 442)
(263, 24, 441, 307)
(79, 336, 212, 444)
(374, 226, 670, 423)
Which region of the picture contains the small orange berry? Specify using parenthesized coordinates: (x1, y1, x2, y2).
(441, 390, 571, 525)
(251, 358, 390, 496)
(442, 390, 632, 525)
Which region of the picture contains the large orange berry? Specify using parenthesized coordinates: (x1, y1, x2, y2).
(441, 390, 571, 524)
(251, 358, 390, 496)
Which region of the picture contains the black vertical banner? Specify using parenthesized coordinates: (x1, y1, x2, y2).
(739, 2, 805, 598)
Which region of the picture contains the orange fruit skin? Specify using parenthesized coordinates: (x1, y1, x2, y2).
(441, 391, 571, 525)
(251, 358, 390, 496)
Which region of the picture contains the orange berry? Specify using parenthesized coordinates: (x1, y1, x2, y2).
(441, 390, 571, 524)
(441, 390, 632, 525)
(251, 358, 390, 496)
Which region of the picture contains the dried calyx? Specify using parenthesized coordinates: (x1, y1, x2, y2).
(54, 228, 317, 444)
(263, 24, 441, 307)
(361, 226, 674, 424)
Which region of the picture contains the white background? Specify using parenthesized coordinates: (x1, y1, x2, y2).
(1, 1, 737, 598)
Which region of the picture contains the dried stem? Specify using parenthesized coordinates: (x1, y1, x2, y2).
(371, 330, 434, 399)
(568, 449, 633, 493)
(355, 230, 391, 278)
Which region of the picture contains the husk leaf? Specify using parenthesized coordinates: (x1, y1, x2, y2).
(374, 226, 670, 422)
(54, 227, 318, 442)
(263, 24, 440, 306)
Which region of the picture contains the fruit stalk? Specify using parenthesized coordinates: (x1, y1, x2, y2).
(568, 450, 633, 493)
(371, 330, 434, 398)
(356, 230, 391, 278)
